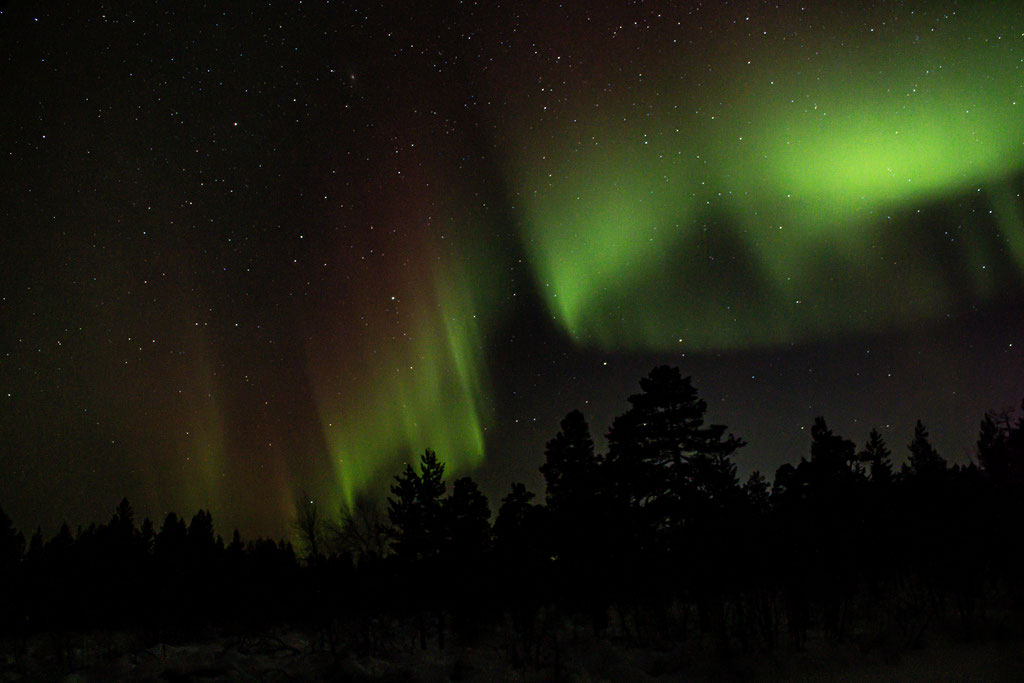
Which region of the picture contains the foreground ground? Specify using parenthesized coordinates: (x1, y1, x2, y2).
(2, 623, 1024, 682)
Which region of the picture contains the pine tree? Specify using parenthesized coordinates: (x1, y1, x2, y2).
(810, 417, 858, 475)
(493, 483, 543, 559)
(442, 476, 491, 559)
(112, 497, 135, 533)
(907, 420, 946, 478)
(606, 366, 744, 526)
(387, 449, 447, 562)
(860, 428, 893, 484)
(541, 409, 599, 515)
(0, 507, 25, 631)
(743, 470, 771, 511)
(441, 476, 492, 639)
(0, 506, 24, 566)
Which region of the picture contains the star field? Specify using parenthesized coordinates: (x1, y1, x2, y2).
(1, 0, 1022, 537)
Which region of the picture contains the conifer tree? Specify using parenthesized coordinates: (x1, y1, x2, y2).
(541, 409, 600, 515)
(606, 366, 744, 526)
(907, 420, 946, 478)
(860, 428, 893, 484)
(387, 449, 447, 562)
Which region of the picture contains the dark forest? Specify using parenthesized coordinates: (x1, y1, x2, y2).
(2, 365, 1023, 680)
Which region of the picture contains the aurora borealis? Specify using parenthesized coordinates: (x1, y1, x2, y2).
(2, 1, 1023, 537)
(511, 2, 1024, 349)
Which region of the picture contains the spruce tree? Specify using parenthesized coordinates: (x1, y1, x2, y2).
(907, 420, 946, 478)
(860, 428, 893, 484)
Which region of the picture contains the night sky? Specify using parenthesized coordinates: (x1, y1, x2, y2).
(2, 1, 1023, 538)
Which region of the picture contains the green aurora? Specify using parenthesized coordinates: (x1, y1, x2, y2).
(308, 152, 502, 509)
(316, 4, 1024, 508)
(509, 4, 1024, 350)
(5, 1, 1022, 534)
(313, 262, 491, 510)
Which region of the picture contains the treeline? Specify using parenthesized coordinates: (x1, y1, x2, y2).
(0, 502, 300, 638)
(1, 365, 1023, 666)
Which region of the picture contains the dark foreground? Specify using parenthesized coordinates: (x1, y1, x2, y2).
(3, 621, 1024, 682)
(3, 366, 1024, 680)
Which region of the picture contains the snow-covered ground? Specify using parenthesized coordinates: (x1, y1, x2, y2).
(2, 626, 1023, 681)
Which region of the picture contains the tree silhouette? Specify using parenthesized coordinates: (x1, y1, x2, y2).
(809, 416, 858, 475)
(494, 482, 549, 659)
(387, 449, 447, 563)
(111, 497, 135, 536)
(26, 526, 44, 560)
(140, 517, 156, 555)
(539, 410, 612, 631)
(335, 494, 389, 563)
(977, 405, 1023, 481)
(743, 470, 771, 512)
(774, 418, 865, 643)
(977, 410, 1010, 475)
(0, 506, 25, 632)
(857, 429, 897, 616)
(442, 476, 492, 640)
(442, 476, 491, 559)
(1, 366, 1023, 670)
(602, 367, 746, 645)
(294, 491, 325, 564)
(541, 409, 600, 515)
(493, 482, 541, 558)
(860, 428, 893, 484)
(386, 449, 449, 649)
(0, 506, 23, 566)
(188, 509, 218, 563)
(156, 512, 188, 562)
(906, 420, 946, 478)
(606, 366, 745, 530)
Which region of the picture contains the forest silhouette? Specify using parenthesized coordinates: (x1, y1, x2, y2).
(1, 365, 1023, 674)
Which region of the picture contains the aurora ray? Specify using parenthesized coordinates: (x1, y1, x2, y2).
(504, 2, 1024, 350)
(4, 0, 1024, 538)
